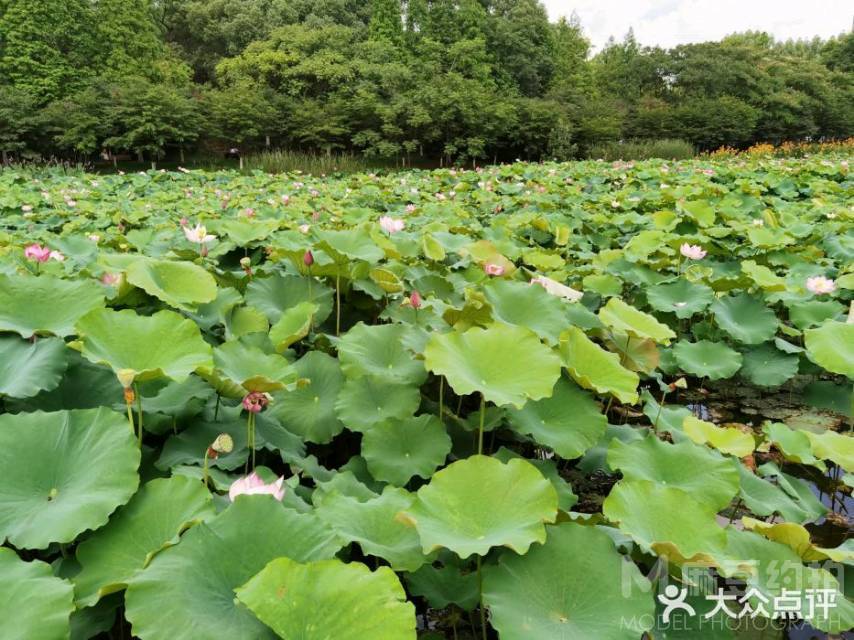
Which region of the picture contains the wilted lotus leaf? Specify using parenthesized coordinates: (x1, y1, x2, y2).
(125, 496, 343, 640)
(0, 273, 104, 337)
(74, 308, 213, 386)
(0, 408, 140, 549)
(483, 523, 655, 640)
(236, 557, 416, 640)
(425, 324, 561, 409)
(403, 455, 558, 558)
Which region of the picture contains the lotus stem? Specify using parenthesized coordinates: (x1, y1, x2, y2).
(653, 391, 668, 431)
(335, 273, 341, 336)
(477, 393, 485, 455)
(727, 498, 743, 525)
(214, 393, 220, 421)
(477, 555, 487, 640)
(135, 383, 143, 447)
(438, 376, 444, 423)
(125, 396, 134, 435)
(246, 412, 256, 471)
(202, 448, 210, 489)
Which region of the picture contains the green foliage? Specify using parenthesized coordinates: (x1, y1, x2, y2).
(0, 154, 851, 638)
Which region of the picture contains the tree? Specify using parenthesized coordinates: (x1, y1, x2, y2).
(94, 0, 165, 78)
(104, 78, 201, 165)
(0, 0, 97, 103)
(202, 84, 281, 150)
(0, 86, 39, 163)
(368, 0, 403, 44)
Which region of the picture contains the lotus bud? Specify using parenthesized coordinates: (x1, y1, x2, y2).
(303, 250, 314, 267)
(410, 290, 422, 310)
(239, 257, 252, 275)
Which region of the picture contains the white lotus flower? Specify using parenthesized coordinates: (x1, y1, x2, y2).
(183, 224, 216, 244)
(805, 276, 835, 295)
(530, 276, 583, 302)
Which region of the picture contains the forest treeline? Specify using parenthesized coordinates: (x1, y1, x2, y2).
(0, 0, 852, 165)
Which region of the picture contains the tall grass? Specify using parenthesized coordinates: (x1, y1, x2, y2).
(242, 150, 388, 175)
(586, 139, 695, 161)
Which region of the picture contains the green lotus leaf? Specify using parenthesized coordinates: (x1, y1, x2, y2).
(741, 259, 786, 291)
(673, 340, 743, 380)
(361, 414, 451, 485)
(711, 293, 778, 345)
(645, 279, 715, 319)
(0, 273, 104, 337)
(74, 308, 213, 386)
(734, 462, 825, 524)
(559, 326, 639, 403)
(318, 228, 385, 263)
(335, 376, 421, 432)
(338, 322, 427, 385)
(236, 557, 415, 640)
(762, 422, 823, 468)
(598, 297, 676, 344)
(680, 199, 715, 226)
(315, 486, 428, 571)
(246, 274, 333, 324)
(404, 563, 479, 610)
(719, 529, 854, 633)
(740, 518, 853, 563)
(73, 476, 214, 607)
(608, 434, 739, 510)
(603, 480, 727, 563)
(483, 278, 571, 344)
(582, 273, 622, 296)
(787, 299, 845, 330)
(125, 496, 343, 640)
(0, 335, 68, 398)
(804, 321, 854, 378)
(126, 258, 217, 310)
(198, 340, 294, 397)
(506, 376, 606, 459)
(483, 523, 655, 640)
(493, 447, 578, 511)
(403, 455, 558, 558)
(805, 429, 854, 471)
(217, 218, 280, 245)
(682, 416, 754, 458)
(0, 408, 140, 549)
(0, 548, 74, 640)
(738, 343, 799, 387)
(269, 301, 317, 351)
(424, 324, 561, 409)
(226, 305, 269, 339)
(267, 351, 345, 444)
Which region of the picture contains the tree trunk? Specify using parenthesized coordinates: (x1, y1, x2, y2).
(137, 151, 144, 163)
(179, 147, 185, 163)
(151, 161, 156, 171)
(1, 149, 7, 165)
(239, 156, 244, 170)
(265, 135, 270, 148)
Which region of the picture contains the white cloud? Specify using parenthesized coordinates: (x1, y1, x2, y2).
(542, 0, 852, 51)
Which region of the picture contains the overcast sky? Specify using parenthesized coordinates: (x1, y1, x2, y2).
(541, 0, 852, 51)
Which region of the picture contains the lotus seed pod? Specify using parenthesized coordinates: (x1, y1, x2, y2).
(211, 433, 234, 454)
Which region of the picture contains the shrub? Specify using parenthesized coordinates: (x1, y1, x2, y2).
(586, 138, 695, 161)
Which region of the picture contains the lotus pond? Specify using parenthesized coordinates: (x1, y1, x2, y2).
(0, 154, 852, 640)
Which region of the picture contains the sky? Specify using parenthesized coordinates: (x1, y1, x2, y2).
(541, 0, 852, 51)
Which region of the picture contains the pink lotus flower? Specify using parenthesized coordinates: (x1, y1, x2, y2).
(379, 216, 405, 234)
(409, 290, 422, 309)
(242, 391, 270, 413)
(405, 204, 416, 214)
(806, 276, 836, 295)
(303, 250, 314, 267)
(183, 224, 216, 244)
(179, 217, 189, 227)
(101, 272, 122, 286)
(228, 472, 285, 502)
(484, 263, 505, 276)
(240, 208, 255, 218)
(281, 195, 290, 204)
(24, 244, 51, 262)
(680, 243, 707, 260)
